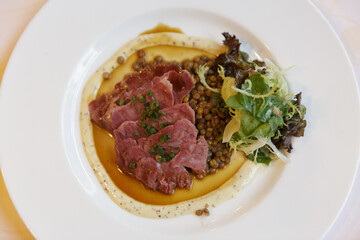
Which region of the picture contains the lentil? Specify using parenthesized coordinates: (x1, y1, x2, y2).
(117, 56, 125, 64)
(102, 72, 111, 80)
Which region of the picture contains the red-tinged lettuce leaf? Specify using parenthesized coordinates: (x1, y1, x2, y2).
(213, 32, 253, 87)
(271, 93, 307, 152)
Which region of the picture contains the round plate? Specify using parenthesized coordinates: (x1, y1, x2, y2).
(1, 0, 359, 239)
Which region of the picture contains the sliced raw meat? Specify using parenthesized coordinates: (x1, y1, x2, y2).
(168, 137, 208, 174)
(113, 121, 146, 141)
(138, 119, 198, 153)
(113, 103, 194, 142)
(162, 70, 194, 104)
(89, 64, 194, 131)
(89, 63, 208, 194)
(88, 88, 125, 129)
(115, 119, 207, 194)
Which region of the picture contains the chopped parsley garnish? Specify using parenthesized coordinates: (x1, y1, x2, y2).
(150, 144, 177, 162)
(129, 95, 170, 135)
(118, 99, 125, 106)
(134, 132, 140, 136)
(160, 134, 171, 143)
(131, 96, 136, 106)
(144, 102, 150, 111)
(149, 127, 157, 135)
(141, 99, 161, 122)
(129, 162, 136, 168)
(151, 99, 157, 106)
(141, 122, 158, 136)
(137, 94, 145, 103)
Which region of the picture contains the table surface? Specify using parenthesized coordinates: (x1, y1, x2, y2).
(0, 0, 359, 239)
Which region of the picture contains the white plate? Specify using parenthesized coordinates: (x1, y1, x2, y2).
(1, 0, 360, 239)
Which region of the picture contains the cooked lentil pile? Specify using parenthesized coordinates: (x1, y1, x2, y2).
(130, 49, 233, 179)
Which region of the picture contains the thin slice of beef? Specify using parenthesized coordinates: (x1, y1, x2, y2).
(150, 74, 174, 108)
(159, 163, 192, 193)
(89, 64, 194, 132)
(116, 64, 181, 91)
(138, 119, 198, 153)
(113, 121, 146, 141)
(168, 137, 208, 174)
(142, 103, 195, 130)
(113, 103, 195, 142)
(105, 104, 139, 132)
(88, 87, 125, 129)
(115, 119, 208, 194)
(162, 70, 194, 104)
(96, 77, 174, 132)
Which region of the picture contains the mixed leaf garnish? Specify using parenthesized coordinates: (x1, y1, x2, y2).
(198, 33, 307, 165)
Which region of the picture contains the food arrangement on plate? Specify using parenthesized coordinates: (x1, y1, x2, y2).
(80, 24, 306, 218)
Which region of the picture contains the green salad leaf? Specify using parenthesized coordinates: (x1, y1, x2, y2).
(227, 73, 289, 123)
(199, 32, 307, 165)
(246, 148, 272, 165)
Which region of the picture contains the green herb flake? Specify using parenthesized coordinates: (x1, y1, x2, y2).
(129, 162, 136, 168)
(134, 132, 140, 136)
(160, 134, 171, 143)
(149, 127, 157, 135)
(144, 102, 150, 111)
(160, 111, 166, 116)
(147, 91, 153, 97)
(168, 152, 175, 158)
(131, 96, 136, 106)
(156, 145, 164, 152)
(159, 123, 165, 128)
(137, 94, 146, 103)
(118, 99, 125, 106)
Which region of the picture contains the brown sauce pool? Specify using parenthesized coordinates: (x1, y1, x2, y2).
(92, 43, 244, 205)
